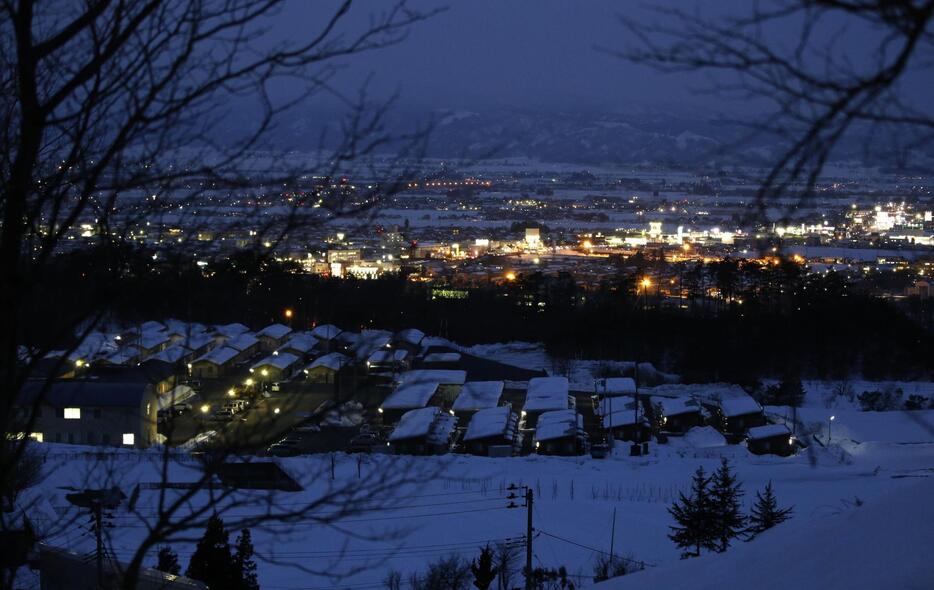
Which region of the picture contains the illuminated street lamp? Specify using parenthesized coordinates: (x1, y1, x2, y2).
(273, 407, 281, 415)
(828, 415, 836, 443)
(505, 271, 516, 282)
(200, 404, 210, 415)
(227, 388, 236, 397)
(640, 277, 652, 289)
(284, 308, 293, 327)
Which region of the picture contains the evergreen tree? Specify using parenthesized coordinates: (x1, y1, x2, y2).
(668, 466, 716, 558)
(234, 528, 260, 590)
(747, 481, 793, 539)
(186, 515, 234, 589)
(155, 546, 180, 575)
(710, 458, 746, 552)
(470, 545, 498, 590)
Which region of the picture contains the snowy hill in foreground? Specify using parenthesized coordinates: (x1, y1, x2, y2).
(596, 475, 934, 590)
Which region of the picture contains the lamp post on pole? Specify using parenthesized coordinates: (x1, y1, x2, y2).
(828, 415, 836, 444)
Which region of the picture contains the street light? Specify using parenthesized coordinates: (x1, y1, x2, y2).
(200, 404, 210, 415)
(829, 415, 836, 443)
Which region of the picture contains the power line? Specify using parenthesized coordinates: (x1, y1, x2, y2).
(536, 529, 656, 568)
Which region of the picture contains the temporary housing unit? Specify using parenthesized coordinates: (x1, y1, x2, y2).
(522, 376, 571, 428)
(389, 406, 458, 455)
(747, 423, 796, 456)
(534, 409, 587, 456)
(189, 346, 239, 379)
(249, 352, 300, 382)
(304, 352, 351, 383)
(256, 323, 293, 352)
(397, 370, 467, 404)
(451, 381, 505, 421)
(379, 381, 441, 424)
(462, 405, 520, 457)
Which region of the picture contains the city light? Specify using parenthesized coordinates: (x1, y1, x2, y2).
(200, 404, 210, 414)
(505, 271, 516, 281)
(227, 388, 236, 397)
(641, 277, 652, 289)
(284, 308, 293, 319)
(244, 378, 253, 386)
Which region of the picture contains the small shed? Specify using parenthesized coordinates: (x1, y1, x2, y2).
(226, 332, 260, 363)
(304, 352, 350, 383)
(257, 323, 293, 352)
(522, 376, 571, 427)
(747, 424, 796, 456)
(389, 407, 458, 455)
(534, 409, 587, 456)
(462, 405, 519, 456)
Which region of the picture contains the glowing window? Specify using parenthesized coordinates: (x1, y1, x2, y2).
(64, 407, 81, 419)
(122, 433, 135, 446)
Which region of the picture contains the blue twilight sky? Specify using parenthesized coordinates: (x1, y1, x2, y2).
(265, 0, 933, 116)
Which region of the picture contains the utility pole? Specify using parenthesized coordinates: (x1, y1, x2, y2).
(525, 487, 534, 590)
(93, 503, 104, 589)
(507, 484, 534, 590)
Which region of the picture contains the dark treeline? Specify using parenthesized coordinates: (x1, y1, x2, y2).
(32, 244, 934, 383)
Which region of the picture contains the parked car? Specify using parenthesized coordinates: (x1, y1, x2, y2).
(266, 438, 301, 456)
(210, 409, 235, 422)
(346, 432, 382, 453)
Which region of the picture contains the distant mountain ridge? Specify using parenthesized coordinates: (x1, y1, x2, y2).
(235, 105, 934, 170)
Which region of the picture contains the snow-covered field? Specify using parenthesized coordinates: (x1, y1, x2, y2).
(19, 411, 934, 589)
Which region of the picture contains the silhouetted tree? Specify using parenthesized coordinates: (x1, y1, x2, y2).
(186, 515, 234, 589)
(470, 545, 498, 590)
(747, 481, 793, 539)
(233, 528, 260, 590)
(155, 546, 181, 576)
(668, 466, 716, 558)
(710, 458, 746, 552)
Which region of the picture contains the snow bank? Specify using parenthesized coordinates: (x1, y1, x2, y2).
(596, 476, 934, 590)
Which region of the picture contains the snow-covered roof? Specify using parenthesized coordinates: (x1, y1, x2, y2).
(279, 334, 317, 354)
(226, 333, 259, 352)
(367, 349, 409, 364)
(452, 381, 505, 411)
(464, 406, 516, 441)
(193, 346, 239, 366)
(596, 377, 637, 396)
(389, 407, 439, 441)
(747, 423, 792, 440)
(423, 352, 461, 364)
(214, 323, 250, 338)
(311, 324, 342, 340)
(389, 407, 457, 444)
(177, 332, 214, 351)
(137, 331, 171, 350)
(257, 323, 292, 340)
(381, 382, 440, 410)
(147, 345, 189, 364)
(101, 348, 138, 365)
(140, 320, 165, 333)
(251, 352, 299, 372)
(596, 397, 636, 416)
(719, 395, 763, 417)
(535, 410, 583, 442)
(306, 352, 350, 372)
(354, 331, 393, 360)
(399, 369, 467, 386)
(651, 396, 701, 417)
(523, 376, 570, 412)
(395, 328, 426, 346)
(602, 406, 650, 429)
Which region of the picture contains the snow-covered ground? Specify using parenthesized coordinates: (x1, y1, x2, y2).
(19, 412, 934, 589)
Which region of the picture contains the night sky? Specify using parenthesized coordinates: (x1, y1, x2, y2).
(271, 0, 934, 117)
